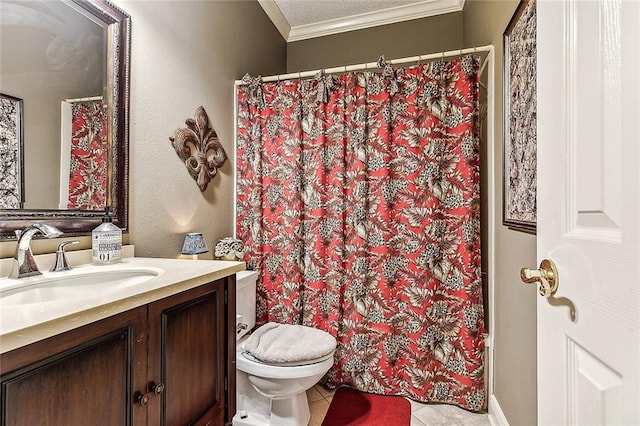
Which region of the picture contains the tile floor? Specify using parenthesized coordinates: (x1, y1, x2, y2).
(307, 385, 490, 426)
(307, 385, 336, 426)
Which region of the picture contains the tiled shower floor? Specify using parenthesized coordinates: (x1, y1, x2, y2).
(306, 385, 490, 426)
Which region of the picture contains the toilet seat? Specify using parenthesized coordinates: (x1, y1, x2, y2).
(242, 322, 336, 365)
(241, 350, 334, 367)
(236, 339, 335, 379)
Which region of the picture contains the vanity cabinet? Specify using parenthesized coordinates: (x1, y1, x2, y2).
(0, 277, 236, 426)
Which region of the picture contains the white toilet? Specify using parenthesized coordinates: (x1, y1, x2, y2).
(234, 271, 336, 426)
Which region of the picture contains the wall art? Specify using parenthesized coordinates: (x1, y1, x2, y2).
(0, 93, 24, 209)
(170, 106, 227, 192)
(503, 0, 537, 234)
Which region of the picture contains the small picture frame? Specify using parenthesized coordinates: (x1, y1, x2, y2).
(503, 0, 537, 234)
(0, 93, 24, 209)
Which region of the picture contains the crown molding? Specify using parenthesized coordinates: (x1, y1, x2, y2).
(257, 0, 291, 41)
(259, 0, 465, 43)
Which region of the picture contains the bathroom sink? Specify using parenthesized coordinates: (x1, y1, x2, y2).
(0, 268, 160, 306)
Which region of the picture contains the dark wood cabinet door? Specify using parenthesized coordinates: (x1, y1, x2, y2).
(147, 280, 227, 426)
(0, 307, 147, 426)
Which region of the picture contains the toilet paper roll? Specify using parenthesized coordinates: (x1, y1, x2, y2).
(236, 314, 249, 338)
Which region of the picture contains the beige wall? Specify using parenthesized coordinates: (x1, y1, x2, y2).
(0, 0, 286, 259)
(120, 0, 286, 259)
(463, 1, 538, 425)
(287, 12, 463, 72)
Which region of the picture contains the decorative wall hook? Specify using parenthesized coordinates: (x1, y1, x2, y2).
(170, 106, 227, 191)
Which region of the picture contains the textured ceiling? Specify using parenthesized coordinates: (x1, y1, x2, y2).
(273, 0, 427, 28)
(262, 0, 464, 41)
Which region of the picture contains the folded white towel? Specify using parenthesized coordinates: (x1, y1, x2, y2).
(243, 322, 337, 364)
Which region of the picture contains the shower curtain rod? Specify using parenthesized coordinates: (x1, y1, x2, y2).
(64, 95, 103, 102)
(234, 44, 493, 85)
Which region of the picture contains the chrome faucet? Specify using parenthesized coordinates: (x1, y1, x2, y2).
(14, 224, 63, 278)
(50, 240, 80, 272)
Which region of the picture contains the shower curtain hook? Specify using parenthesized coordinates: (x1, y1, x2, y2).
(417, 54, 422, 65)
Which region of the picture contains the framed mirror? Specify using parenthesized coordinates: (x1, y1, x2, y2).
(0, 0, 130, 239)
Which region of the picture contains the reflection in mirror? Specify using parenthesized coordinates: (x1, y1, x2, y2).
(1, 0, 105, 210)
(0, 93, 23, 209)
(60, 97, 108, 210)
(0, 0, 130, 239)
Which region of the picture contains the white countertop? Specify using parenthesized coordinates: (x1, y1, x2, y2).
(0, 250, 245, 354)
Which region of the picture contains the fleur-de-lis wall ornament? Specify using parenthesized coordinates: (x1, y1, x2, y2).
(170, 106, 227, 191)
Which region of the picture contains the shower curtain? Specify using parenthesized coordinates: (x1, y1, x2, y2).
(236, 56, 485, 411)
(67, 100, 107, 210)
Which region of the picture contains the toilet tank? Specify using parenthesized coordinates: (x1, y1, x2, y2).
(235, 270, 257, 338)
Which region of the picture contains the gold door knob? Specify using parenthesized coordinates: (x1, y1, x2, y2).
(521, 259, 559, 297)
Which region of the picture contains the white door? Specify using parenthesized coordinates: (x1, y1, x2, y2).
(536, 0, 640, 424)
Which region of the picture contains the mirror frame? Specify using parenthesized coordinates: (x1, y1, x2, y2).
(0, 0, 130, 240)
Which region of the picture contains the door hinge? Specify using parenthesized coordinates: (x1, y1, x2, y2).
(224, 376, 228, 391)
(224, 288, 228, 304)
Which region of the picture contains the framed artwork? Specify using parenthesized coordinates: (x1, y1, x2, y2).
(503, 0, 537, 234)
(0, 93, 24, 209)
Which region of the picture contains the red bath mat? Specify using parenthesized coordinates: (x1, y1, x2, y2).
(321, 387, 411, 426)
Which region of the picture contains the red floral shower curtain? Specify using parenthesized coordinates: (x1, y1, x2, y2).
(236, 57, 485, 411)
(67, 100, 107, 210)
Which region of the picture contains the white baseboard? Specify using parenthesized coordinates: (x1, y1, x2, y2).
(488, 394, 509, 426)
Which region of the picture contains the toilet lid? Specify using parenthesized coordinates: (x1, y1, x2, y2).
(242, 322, 337, 364)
